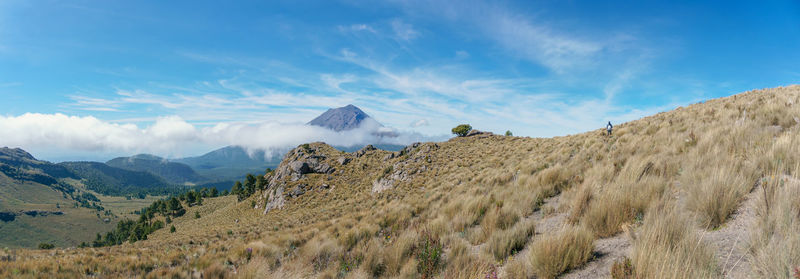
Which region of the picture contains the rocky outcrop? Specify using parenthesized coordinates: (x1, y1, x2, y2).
(371, 142, 438, 193)
(261, 141, 440, 212)
(261, 143, 339, 214)
(355, 145, 376, 157)
(262, 186, 285, 214)
(289, 161, 311, 174)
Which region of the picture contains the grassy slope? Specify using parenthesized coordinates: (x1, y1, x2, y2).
(0, 173, 161, 249)
(3, 85, 800, 278)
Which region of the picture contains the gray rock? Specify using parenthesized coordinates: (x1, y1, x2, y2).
(355, 145, 377, 157)
(372, 178, 394, 193)
(314, 163, 334, 174)
(400, 142, 421, 156)
(337, 156, 351, 165)
(290, 173, 302, 182)
(291, 184, 306, 197)
(290, 161, 311, 174)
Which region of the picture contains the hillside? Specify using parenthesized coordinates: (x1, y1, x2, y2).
(107, 154, 205, 185)
(3, 85, 800, 278)
(0, 148, 158, 248)
(59, 161, 172, 196)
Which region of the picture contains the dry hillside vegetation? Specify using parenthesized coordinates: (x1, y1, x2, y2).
(2, 85, 800, 278)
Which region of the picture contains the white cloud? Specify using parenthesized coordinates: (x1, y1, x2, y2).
(489, 14, 603, 73)
(338, 24, 376, 33)
(410, 119, 429, 127)
(0, 113, 427, 160)
(391, 19, 420, 41)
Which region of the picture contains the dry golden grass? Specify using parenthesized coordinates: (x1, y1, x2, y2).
(631, 200, 718, 278)
(2, 85, 800, 278)
(750, 169, 800, 277)
(528, 225, 595, 278)
(485, 218, 535, 261)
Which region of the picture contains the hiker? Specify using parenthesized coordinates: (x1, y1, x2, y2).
(606, 121, 613, 136)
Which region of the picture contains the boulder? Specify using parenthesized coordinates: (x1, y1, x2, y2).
(289, 161, 311, 174)
(314, 163, 335, 174)
(337, 156, 351, 165)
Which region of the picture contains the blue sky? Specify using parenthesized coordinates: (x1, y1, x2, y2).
(0, 0, 798, 160)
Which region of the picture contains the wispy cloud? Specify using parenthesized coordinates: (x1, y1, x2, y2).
(64, 0, 666, 144)
(392, 0, 646, 74)
(338, 24, 376, 33)
(410, 119, 429, 127)
(390, 19, 420, 41)
(488, 13, 603, 73)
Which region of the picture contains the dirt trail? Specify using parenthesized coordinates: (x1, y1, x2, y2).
(531, 195, 568, 235)
(562, 233, 632, 279)
(701, 183, 761, 278)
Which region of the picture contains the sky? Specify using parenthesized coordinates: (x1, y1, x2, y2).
(0, 0, 798, 161)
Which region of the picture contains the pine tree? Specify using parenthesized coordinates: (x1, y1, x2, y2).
(245, 174, 256, 197)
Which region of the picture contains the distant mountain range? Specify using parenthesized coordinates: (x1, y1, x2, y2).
(106, 154, 204, 185)
(172, 146, 279, 181)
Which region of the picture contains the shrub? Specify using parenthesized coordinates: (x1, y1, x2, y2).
(528, 226, 594, 279)
(416, 230, 443, 279)
(451, 124, 472, 137)
(38, 243, 55, 250)
(505, 130, 513, 136)
(195, 211, 201, 219)
(170, 225, 176, 233)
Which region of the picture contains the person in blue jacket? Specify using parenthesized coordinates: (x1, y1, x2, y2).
(606, 121, 613, 136)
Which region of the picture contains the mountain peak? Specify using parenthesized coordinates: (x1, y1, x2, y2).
(307, 104, 374, 132)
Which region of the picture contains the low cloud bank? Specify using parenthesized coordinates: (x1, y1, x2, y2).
(0, 113, 429, 160)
